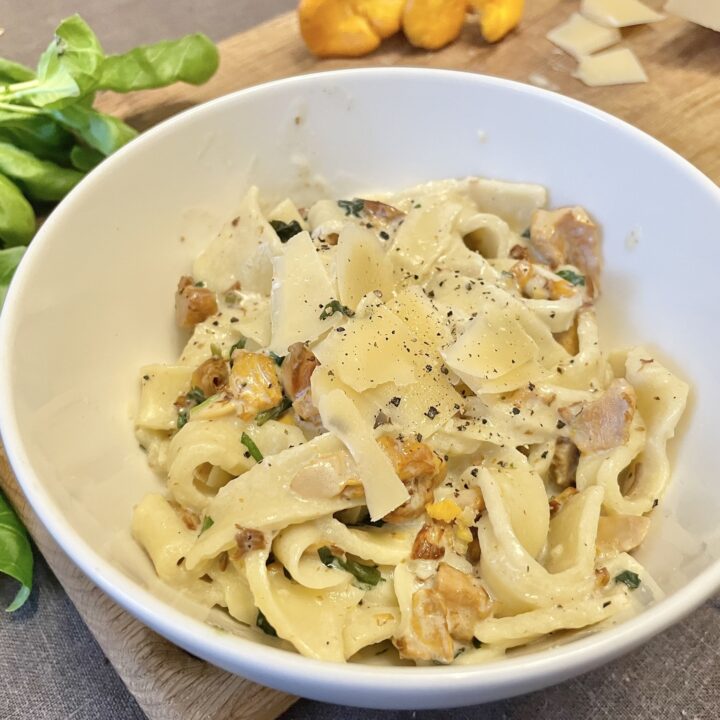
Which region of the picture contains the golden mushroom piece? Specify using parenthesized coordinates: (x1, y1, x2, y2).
(402, 0, 467, 50)
(298, 0, 404, 58)
(471, 0, 525, 43)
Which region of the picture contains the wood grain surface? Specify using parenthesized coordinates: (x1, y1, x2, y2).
(1, 3, 718, 720)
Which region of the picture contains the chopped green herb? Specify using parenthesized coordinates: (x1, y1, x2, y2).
(186, 387, 206, 405)
(269, 351, 285, 366)
(255, 396, 293, 426)
(210, 343, 222, 357)
(189, 393, 221, 414)
(241, 432, 263, 462)
(256, 609, 277, 637)
(176, 408, 189, 430)
(228, 337, 246, 364)
(319, 299, 355, 321)
(200, 516, 214, 534)
(193, 280, 206, 288)
(472, 638, 482, 649)
(521, 227, 531, 239)
(270, 219, 303, 243)
(317, 546, 382, 587)
(337, 198, 365, 217)
(556, 269, 586, 287)
(614, 570, 641, 590)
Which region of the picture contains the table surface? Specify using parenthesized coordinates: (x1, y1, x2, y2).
(1, 2, 719, 719)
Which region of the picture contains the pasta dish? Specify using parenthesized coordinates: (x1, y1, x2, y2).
(132, 178, 688, 664)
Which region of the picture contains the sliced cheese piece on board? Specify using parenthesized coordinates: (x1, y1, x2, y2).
(318, 389, 409, 520)
(665, 0, 720, 31)
(574, 48, 648, 87)
(580, 0, 664, 27)
(269, 231, 339, 354)
(547, 12, 621, 58)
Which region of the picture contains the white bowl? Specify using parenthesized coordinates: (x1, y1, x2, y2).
(1, 69, 720, 709)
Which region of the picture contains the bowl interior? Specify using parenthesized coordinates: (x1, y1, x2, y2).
(2, 69, 720, 706)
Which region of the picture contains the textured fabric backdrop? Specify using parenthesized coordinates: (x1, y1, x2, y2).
(1, 2, 718, 719)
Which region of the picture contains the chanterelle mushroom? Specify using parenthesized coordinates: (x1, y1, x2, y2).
(378, 435, 446, 523)
(529, 206, 602, 297)
(558, 379, 636, 454)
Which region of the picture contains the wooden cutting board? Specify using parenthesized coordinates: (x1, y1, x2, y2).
(1, 4, 719, 720)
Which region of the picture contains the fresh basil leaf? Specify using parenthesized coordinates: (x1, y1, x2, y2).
(0, 59, 36, 84)
(241, 432, 263, 463)
(51, 104, 137, 156)
(97, 33, 219, 92)
(255, 397, 292, 426)
(0, 174, 35, 248)
(0, 141, 83, 201)
(69, 143, 103, 172)
(556, 269, 585, 287)
(256, 609, 277, 637)
(34, 15, 104, 106)
(614, 570, 641, 590)
(0, 246, 26, 309)
(0, 489, 33, 612)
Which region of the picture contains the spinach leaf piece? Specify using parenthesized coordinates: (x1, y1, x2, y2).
(0, 174, 35, 248)
(34, 15, 104, 106)
(337, 198, 364, 217)
(256, 609, 277, 637)
(319, 299, 354, 321)
(69, 143, 103, 172)
(255, 397, 293, 426)
(0, 141, 83, 201)
(200, 516, 214, 534)
(556, 269, 586, 287)
(97, 34, 219, 92)
(0, 489, 33, 611)
(0, 115, 74, 165)
(0, 246, 25, 309)
(614, 570, 641, 590)
(0, 58, 36, 84)
(317, 546, 382, 587)
(269, 219, 302, 243)
(51, 104, 137, 156)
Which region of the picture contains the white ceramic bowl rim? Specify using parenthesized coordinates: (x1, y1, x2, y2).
(2, 68, 720, 708)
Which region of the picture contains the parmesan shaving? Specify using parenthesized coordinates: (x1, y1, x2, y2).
(318, 389, 409, 521)
(547, 12, 621, 58)
(574, 48, 649, 87)
(580, 0, 664, 27)
(269, 231, 339, 354)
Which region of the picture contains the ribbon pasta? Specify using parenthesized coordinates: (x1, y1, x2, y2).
(131, 178, 688, 665)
